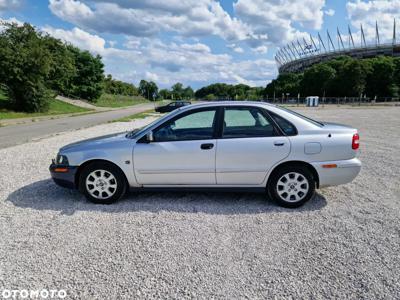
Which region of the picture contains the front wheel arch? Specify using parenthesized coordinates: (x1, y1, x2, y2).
(74, 159, 129, 191)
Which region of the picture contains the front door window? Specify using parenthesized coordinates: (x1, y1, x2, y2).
(153, 109, 217, 142)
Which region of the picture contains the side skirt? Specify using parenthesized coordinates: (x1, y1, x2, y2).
(129, 186, 266, 193)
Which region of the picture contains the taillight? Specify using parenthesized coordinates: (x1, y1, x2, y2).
(352, 133, 360, 150)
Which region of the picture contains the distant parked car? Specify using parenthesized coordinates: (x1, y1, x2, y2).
(155, 101, 191, 113)
(50, 101, 361, 208)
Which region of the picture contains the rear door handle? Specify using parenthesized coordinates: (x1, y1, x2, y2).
(274, 141, 285, 146)
(201, 143, 214, 150)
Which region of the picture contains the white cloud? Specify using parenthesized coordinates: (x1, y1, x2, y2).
(48, 0, 253, 42)
(108, 40, 117, 47)
(43, 26, 106, 53)
(233, 47, 244, 53)
(47, 0, 332, 51)
(347, 0, 400, 44)
(252, 46, 268, 54)
(234, 0, 326, 46)
(325, 9, 335, 16)
(42, 26, 275, 87)
(145, 71, 159, 82)
(0, 0, 21, 12)
(227, 44, 244, 53)
(48, 0, 157, 36)
(124, 37, 141, 49)
(180, 43, 211, 53)
(0, 17, 23, 25)
(0, 17, 23, 32)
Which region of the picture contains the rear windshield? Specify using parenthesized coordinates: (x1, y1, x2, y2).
(276, 106, 324, 127)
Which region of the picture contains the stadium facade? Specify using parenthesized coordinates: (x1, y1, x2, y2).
(276, 20, 400, 74)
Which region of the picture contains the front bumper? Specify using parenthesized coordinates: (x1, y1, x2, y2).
(49, 164, 78, 189)
(311, 158, 362, 188)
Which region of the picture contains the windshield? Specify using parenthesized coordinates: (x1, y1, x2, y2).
(125, 110, 177, 139)
(276, 106, 324, 126)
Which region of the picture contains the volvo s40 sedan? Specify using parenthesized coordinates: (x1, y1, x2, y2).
(50, 102, 361, 208)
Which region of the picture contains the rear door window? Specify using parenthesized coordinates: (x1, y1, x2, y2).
(222, 107, 278, 138)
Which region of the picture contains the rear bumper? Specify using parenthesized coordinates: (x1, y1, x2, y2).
(49, 164, 78, 189)
(311, 158, 361, 188)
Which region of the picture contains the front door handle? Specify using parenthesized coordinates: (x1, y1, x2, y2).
(274, 141, 285, 146)
(201, 143, 214, 150)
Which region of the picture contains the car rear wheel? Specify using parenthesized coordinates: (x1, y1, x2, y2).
(268, 165, 315, 208)
(79, 162, 127, 204)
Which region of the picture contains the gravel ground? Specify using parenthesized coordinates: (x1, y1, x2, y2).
(0, 107, 399, 299)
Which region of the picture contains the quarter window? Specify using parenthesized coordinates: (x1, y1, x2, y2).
(269, 112, 298, 136)
(222, 107, 277, 138)
(153, 108, 217, 142)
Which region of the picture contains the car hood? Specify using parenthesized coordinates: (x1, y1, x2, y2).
(60, 132, 128, 152)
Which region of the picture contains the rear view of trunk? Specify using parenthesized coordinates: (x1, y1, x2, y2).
(319, 123, 359, 161)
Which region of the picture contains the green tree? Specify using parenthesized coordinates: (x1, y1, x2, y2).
(205, 93, 216, 101)
(0, 23, 52, 112)
(301, 63, 336, 96)
(139, 80, 158, 101)
(43, 35, 76, 95)
(68, 46, 104, 101)
(159, 88, 171, 99)
(393, 58, 400, 86)
(366, 56, 394, 97)
(182, 86, 194, 99)
(103, 74, 138, 96)
(392, 58, 400, 97)
(264, 73, 302, 100)
(337, 59, 370, 97)
(232, 84, 251, 100)
(195, 83, 265, 101)
(171, 82, 184, 100)
(265, 55, 399, 99)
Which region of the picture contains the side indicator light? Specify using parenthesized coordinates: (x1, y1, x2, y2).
(322, 164, 337, 169)
(54, 168, 69, 173)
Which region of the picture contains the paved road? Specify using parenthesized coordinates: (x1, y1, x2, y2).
(0, 103, 155, 149)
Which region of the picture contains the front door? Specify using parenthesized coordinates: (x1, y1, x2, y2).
(134, 107, 218, 185)
(216, 106, 290, 185)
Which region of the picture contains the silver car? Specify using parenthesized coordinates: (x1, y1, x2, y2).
(50, 102, 361, 208)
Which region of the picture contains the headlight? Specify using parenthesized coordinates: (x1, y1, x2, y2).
(56, 154, 69, 165)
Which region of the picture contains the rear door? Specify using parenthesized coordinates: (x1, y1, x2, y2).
(216, 106, 290, 185)
(134, 107, 219, 185)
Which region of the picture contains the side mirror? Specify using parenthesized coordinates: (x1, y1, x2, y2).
(146, 131, 154, 143)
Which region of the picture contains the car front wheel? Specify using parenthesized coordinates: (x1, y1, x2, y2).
(79, 162, 127, 204)
(268, 166, 315, 208)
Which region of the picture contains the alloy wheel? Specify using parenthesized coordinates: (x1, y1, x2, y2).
(276, 172, 309, 203)
(85, 169, 118, 200)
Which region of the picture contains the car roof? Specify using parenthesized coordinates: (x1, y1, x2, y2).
(174, 101, 322, 131)
(178, 101, 276, 111)
(134, 100, 321, 140)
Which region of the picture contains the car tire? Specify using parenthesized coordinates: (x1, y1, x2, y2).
(268, 165, 315, 208)
(79, 161, 127, 204)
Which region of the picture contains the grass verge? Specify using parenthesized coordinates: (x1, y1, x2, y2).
(110, 110, 158, 122)
(0, 91, 92, 120)
(94, 93, 148, 108)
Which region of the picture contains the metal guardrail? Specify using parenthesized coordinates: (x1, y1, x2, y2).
(264, 97, 400, 106)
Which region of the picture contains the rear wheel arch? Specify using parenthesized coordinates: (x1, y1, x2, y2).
(267, 160, 319, 189)
(74, 159, 129, 190)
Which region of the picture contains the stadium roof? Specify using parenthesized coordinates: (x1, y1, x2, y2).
(276, 20, 400, 74)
